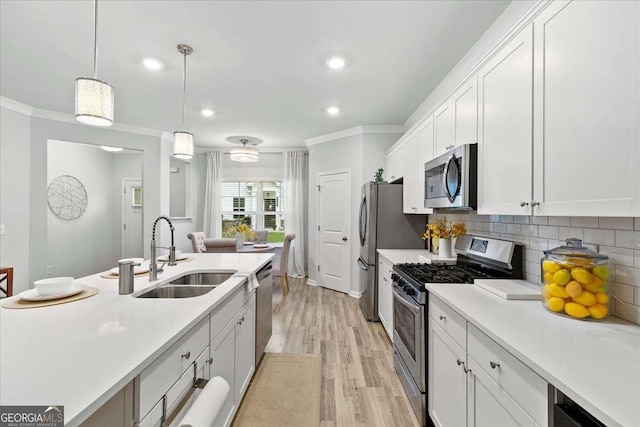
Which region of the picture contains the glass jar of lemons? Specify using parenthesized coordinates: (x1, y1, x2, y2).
(541, 238, 610, 321)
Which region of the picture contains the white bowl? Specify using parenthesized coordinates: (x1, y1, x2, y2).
(34, 277, 74, 296)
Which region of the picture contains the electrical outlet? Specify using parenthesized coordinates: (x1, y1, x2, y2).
(46, 265, 53, 276)
(0, 224, 5, 235)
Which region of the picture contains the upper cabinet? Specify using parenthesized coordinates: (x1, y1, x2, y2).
(477, 25, 534, 216)
(532, 0, 640, 216)
(402, 132, 418, 213)
(452, 77, 478, 147)
(434, 101, 454, 157)
(385, 151, 395, 183)
(479, 0, 640, 216)
(416, 117, 435, 214)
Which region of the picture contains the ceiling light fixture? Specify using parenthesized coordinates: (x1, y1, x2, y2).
(143, 58, 164, 71)
(99, 145, 123, 152)
(75, 0, 114, 127)
(326, 106, 341, 116)
(201, 108, 215, 117)
(173, 44, 194, 160)
(327, 56, 346, 70)
(230, 139, 259, 163)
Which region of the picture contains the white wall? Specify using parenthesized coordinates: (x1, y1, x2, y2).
(169, 157, 186, 217)
(221, 152, 284, 180)
(47, 141, 116, 278)
(0, 107, 31, 292)
(307, 131, 399, 294)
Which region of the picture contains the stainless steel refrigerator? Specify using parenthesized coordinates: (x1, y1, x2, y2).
(358, 182, 426, 321)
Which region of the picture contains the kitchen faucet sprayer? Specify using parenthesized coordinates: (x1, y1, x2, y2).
(149, 215, 177, 281)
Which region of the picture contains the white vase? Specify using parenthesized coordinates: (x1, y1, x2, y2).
(439, 238, 453, 258)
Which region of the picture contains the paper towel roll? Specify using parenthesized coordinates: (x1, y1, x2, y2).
(179, 376, 230, 427)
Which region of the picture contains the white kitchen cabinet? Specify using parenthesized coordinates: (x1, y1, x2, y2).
(403, 132, 418, 213)
(385, 151, 395, 183)
(416, 116, 435, 214)
(377, 255, 394, 340)
(428, 318, 467, 427)
(452, 77, 478, 147)
(477, 24, 534, 216)
(434, 101, 454, 157)
(210, 319, 237, 427)
(532, 0, 640, 216)
(386, 141, 407, 183)
(466, 357, 539, 427)
(235, 295, 256, 403)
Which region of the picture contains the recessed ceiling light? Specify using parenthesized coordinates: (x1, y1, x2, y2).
(143, 58, 164, 71)
(201, 108, 215, 117)
(327, 56, 346, 70)
(100, 145, 123, 152)
(326, 106, 341, 116)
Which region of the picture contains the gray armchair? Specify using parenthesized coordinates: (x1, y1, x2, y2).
(274, 234, 295, 295)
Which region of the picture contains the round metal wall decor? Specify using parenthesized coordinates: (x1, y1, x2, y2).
(47, 175, 88, 221)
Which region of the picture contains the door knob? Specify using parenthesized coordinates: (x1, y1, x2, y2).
(342, 237, 348, 241)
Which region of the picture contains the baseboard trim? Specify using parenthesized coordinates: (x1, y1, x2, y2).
(307, 280, 318, 287)
(349, 290, 363, 298)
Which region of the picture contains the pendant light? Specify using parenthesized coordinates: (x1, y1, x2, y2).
(75, 0, 114, 127)
(230, 139, 259, 163)
(173, 44, 194, 160)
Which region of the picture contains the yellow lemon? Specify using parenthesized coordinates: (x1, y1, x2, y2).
(571, 268, 593, 285)
(588, 303, 609, 319)
(584, 276, 606, 293)
(542, 284, 551, 300)
(548, 283, 570, 298)
(592, 265, 610, 280)
(546, 297, 565, 312)
(565, 281, 583, 298)
(559, 263, 576, 271)
(567, 257, 591, 266)
(595, 292, 609, 304)
(543, 260, 561, 273)
(565, 302, 589, 319)
(543, 272, 555, 284)
(572, 290, 596, 307)
(553, 269, 571, 286)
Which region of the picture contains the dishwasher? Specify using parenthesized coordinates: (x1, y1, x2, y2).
(255, 262, 273, 366)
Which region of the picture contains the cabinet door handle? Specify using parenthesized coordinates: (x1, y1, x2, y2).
(456, 358, 463, 366)
(520, 201, 529, 207)
(383, 277, 387, 282)
(531, 201, 540, 207)
(439, 315, 446, 321)
(490, 361, 500, 369)
(463, 365, 471, 374)
(181, 351, 191, 360)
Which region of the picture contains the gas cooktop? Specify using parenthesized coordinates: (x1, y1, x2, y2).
(394, 263, 496, 287)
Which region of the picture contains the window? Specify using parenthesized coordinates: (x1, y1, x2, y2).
(221, 181, 284, 242)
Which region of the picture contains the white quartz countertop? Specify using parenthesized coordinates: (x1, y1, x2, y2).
(426, 283, 640, 427)
(0, 253, 274, 426)
(377, 249, 456, 265)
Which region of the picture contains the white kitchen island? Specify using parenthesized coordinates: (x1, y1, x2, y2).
(0, 253, 274, 426)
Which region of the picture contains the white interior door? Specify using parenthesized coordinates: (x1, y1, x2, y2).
(122, 179, 143, 258)
(317, 170, 350, 294)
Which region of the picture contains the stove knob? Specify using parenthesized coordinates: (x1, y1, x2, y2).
(406, 288, 416, 296)
(391, 273, 398, 282)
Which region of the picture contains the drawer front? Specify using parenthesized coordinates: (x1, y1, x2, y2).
(138, 398, 163, 427)
(429, 295, 467, 350)
(468, 324, 547, 426)
(139, 318, 209, 418)
(210, 285, 246, 341)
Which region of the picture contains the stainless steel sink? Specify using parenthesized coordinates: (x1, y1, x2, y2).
(136, 285, 217, 299)
(134, 270, 237, 299)
(168, 272, 235, 286)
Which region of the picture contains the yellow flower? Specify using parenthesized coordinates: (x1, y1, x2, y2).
(424, 217, 466, 239)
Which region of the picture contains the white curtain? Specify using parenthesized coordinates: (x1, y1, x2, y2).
(284, 151, 306, 277)
(203, 151, 222, 237)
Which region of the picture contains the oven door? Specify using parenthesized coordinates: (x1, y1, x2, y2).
(392, 287, 425, 391)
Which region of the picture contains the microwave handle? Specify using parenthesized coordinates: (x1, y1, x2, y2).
(442, 154, 457, 203)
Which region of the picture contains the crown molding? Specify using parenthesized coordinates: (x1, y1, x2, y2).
(1, 95, 164, 138)
(194, 146, 308, 154)
(304, 125, 405, 147)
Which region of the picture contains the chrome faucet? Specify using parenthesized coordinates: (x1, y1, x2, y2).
(149, 216, 177, 281)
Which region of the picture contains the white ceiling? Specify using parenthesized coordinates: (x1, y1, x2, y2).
(0, 0, 510, 148)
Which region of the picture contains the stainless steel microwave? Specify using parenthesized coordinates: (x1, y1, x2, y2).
(424, 143, 477, 210)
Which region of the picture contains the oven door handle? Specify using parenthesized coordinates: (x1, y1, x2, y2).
(392, 287, 420, 314)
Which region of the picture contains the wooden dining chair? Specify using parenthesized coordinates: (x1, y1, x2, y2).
(274, 234, 295, 295)
(0, 267, 14, 298)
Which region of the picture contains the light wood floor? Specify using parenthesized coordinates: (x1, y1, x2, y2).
(265, 278, 421, 427)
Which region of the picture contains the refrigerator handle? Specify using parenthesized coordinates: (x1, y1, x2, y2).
(359, 193, 367, 246)
(357, 258, 368, 271)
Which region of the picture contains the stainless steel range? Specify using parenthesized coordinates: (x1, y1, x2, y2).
(391, 235, 524, 426)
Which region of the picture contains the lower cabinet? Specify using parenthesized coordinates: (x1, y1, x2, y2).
(135, 288, 256, 427)
(428, 318, 467, 427)
(428, 295, 546, 427)
(377, 255, 394, 341)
